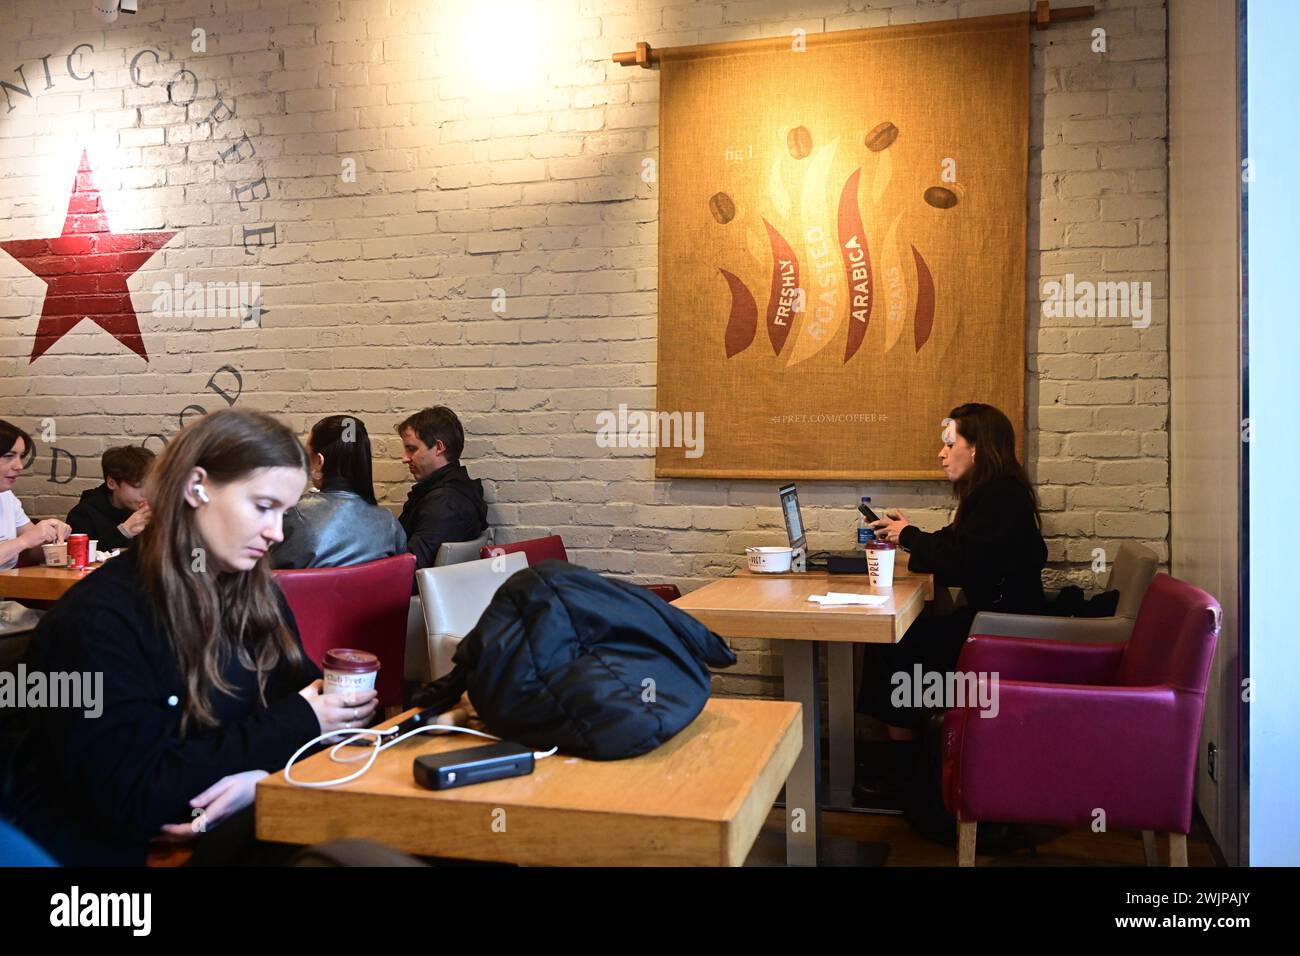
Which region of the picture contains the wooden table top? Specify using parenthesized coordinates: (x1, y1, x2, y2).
(0, 564, 97, 602)
(257, 696, 802, 866)
(737, 559, 935, 600)
(672, 571, 929, 644)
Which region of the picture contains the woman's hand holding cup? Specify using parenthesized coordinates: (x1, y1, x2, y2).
(298, 679, 379, 733)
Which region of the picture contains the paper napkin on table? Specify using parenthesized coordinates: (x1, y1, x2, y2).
(807, 592, 889, 607)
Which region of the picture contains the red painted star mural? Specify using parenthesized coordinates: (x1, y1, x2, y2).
(0, 150, 176, 363)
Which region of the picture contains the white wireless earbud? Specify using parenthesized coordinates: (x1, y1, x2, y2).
(193, 485, 210, 504)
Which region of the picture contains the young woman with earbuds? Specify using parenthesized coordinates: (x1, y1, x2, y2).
(0, 409, 378, 865)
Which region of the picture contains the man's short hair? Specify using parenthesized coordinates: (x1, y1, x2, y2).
(102, 445, 155, 484)
(397, 407, 465, 462)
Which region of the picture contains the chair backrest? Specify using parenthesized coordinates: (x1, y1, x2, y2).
(1107, 541, 1159, 618)
(479, 534, 568, 565)
(416, 552, 528, 678)
(273, 553, 416, 708)
(1116, 573, 1221, 694)
(641, 583, 681, 602)
(434, 532, 491, 567)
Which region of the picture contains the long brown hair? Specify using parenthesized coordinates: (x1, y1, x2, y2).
(137, 409, 309, 734)
(947, 403, 1041, 528)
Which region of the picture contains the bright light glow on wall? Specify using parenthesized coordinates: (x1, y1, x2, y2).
(443, 0, 551, 93)
(15, 135, 124, 231)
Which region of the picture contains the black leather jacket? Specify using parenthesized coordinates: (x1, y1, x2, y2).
(270, 487, 407, 570)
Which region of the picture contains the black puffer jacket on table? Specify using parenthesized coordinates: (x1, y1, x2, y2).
(414, 560, 736, 760)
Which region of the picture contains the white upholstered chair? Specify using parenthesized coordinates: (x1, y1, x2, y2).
(415, 552, 527, 680)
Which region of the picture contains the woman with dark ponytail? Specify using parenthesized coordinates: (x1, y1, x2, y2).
(856, 403, 1047, 801)
(269, 415, 406, 570)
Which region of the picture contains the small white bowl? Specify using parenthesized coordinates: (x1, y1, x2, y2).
(746, 546, 793, 573)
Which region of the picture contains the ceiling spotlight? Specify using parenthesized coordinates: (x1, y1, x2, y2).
(93, 1, 137, 22)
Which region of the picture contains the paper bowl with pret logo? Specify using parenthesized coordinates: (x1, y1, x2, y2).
(746, 546, 793, 573)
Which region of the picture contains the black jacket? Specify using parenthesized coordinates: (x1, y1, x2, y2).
(0, 550, 322, 866)
(414, 560, 736, 760)
(65, 483, 135, 550)
(398, 463, 489, 570)
(898, 474, 1047, 615)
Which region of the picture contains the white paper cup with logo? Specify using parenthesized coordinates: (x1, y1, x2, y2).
(322, 648, 381, 696)
(42, 542, 68, 567)
(865, 539, 896, 588)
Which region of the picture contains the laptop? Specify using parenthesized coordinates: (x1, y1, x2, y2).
(778, 483, 870, 574)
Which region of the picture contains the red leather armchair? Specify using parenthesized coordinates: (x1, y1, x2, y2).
(481, 535, 681, 603)
(942, 574, 1221, 867)
(273, 553, 416, 710)
(481, 535, 568, 565)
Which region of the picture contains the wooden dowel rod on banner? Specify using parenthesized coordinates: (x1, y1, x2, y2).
(611, 2, 1095, 66)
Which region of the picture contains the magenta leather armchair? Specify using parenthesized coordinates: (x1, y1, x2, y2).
(942, 574, 1221, 867)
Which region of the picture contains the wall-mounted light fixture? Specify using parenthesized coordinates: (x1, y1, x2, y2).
(93, 0, 138, 24)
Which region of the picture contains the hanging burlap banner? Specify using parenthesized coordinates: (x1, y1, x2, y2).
(656, 13, 1029, 479)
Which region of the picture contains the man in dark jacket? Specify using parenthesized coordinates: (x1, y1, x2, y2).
(65, 446, 154, 551)
(395, 407, 489, 570)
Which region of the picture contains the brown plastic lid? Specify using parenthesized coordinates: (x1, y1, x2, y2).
(323, 648, 380, 673)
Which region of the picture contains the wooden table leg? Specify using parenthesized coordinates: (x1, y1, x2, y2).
(782, 640, 821, 867)
(827, 642, 856, 807)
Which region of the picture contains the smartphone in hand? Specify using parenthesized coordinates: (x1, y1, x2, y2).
(857, 501, 881, 523)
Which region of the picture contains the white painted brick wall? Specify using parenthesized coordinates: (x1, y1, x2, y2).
(0, 0, 1169, 698)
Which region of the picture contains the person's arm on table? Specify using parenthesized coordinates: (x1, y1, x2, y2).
(30, 604, 370, 843)
(2, 518, 70, 567)
(876, 491, 1019, 587)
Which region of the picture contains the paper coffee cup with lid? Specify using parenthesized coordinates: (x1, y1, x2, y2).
(322, 648, 381, 694)
(865, 539, 896, 588)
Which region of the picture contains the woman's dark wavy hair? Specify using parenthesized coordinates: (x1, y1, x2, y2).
(947, 402, 1041, 529)
(309, 415, 377, 505)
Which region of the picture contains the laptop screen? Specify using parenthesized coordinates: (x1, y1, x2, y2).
(778, 483, 805, 550)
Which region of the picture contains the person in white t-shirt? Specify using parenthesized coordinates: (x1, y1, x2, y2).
(1, 420, 71, 571)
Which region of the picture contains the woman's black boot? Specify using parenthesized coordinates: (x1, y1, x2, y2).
(852, 739, 917, 808)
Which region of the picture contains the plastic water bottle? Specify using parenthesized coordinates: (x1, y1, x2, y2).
(856, 496, 875, 547)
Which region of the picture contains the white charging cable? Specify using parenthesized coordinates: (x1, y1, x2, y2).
(283, 721, 559, 789)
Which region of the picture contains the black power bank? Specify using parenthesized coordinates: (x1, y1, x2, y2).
(413, 742, 535, 790)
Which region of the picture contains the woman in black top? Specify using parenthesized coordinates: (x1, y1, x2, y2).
(0, 409, 378, 865)
(856, 404, 1046, 781)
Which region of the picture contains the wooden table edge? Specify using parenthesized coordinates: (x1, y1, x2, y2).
(256, 700, 804, 867)
(720, 699, 802, 866)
